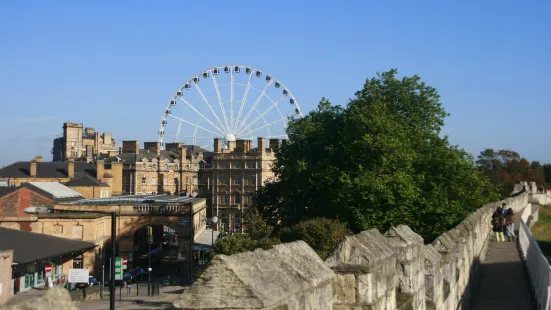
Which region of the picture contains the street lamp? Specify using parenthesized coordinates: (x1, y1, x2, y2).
(24, 206, 117, 310)
(142, 200, 154, 296)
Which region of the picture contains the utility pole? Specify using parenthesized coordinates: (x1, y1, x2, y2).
(148, 213, 152, 296)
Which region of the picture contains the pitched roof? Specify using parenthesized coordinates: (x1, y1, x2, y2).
(108, 146, 213, 165)
(0, 161, 97, 179)
(0, 186, 18, 198)
(64, 174, 108, 187)
(26, 182, 83, 199)
(0, 227, 96, 264)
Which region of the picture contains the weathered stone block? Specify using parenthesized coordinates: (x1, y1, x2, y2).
(334, 273, 356, 303)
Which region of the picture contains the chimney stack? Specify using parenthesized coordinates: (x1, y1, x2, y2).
(269, 139, 281, 152)
(68, 159, 75, 178)
(257, 138, 266, 153)
(122, 141, 140, 154)
(30, 161, 37, 177)
(144, 142, 161, 156)
(34, 155, 43, 163)
(178, 146, 187, 164)
(96, 160, 105, 179)
(166, 142, 184, 153)
(214, 138, 222, 153)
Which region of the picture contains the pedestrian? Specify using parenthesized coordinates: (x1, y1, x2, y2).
(127, 280, 132, 296)
(492, 207, 506, 242)
(505, 208, 516, 242)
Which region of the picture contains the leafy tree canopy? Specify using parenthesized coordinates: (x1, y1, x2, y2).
(256, 69, 498, 241)
(477, 148, 549, 197)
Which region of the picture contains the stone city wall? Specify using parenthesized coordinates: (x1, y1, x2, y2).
(173, 186, 534, 310)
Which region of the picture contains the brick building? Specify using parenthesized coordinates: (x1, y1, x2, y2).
(109, 141, 209, 196)
(52, 122, 118, 162)
(208, 137, 279, 232)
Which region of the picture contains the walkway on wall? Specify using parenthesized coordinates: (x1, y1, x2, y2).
(471, 214, 536, 310)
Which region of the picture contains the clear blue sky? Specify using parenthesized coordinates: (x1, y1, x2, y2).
(1, 1, 550, 166)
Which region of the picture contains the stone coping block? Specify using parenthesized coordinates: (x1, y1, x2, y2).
(173, 240, 334, 309)
(5, 287, 78, 310)
(325, 228, 396, 273)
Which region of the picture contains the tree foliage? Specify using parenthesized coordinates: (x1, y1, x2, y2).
(256, 69, 498, 241)
(279, 218, 351, 259)
(476, 148, 549, 197)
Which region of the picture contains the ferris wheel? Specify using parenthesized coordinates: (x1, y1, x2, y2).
(158, 65, 303, 150)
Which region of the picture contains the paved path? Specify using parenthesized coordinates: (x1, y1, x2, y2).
(471, 209, 535, 310)
(77, 285, 183, 310)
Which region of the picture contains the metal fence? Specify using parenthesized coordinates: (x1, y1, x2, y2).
(518, 204, 551, 310)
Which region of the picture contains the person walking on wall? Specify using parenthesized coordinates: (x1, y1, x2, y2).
(505, 208, 516, 242)
(492, 207, 506, 242)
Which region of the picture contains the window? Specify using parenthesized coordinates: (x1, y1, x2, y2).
(235, 177, 241, 185)
(164, 164, 168, 170)
(234, 215, 241, 228)
(247, 162, 256, 169)
(152, 177, 157, 185)
(193, 177, 198, 185)
(141, 176, 147, 185)
(186, 176, 190, 185)
(72, 255, 83, 269)
(234, 193, 241, 204)
(235, 163, 240, 169)
(174, 178, 179, 185)
(164, 177, 168, 185)
(222, 195, 228, 204)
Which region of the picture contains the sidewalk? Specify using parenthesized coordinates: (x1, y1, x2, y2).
(77, 285, 184, 310)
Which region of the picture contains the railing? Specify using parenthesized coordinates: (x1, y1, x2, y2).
(518, 204, 551, 310)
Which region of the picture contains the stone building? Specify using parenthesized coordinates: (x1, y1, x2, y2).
(208, 137, 279, 232)
(0, 156, 122, 198)
(52, 122, 118, 162)
(110, 141, 209, 196)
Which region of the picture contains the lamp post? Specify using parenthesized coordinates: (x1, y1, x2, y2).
(24, 206, 117, 310)
(142, 200, 154, 296)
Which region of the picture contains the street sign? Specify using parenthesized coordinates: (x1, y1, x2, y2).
(122, 257, 128, 270)
(115, 257, 124, 280)
(68, 269, 89, 283)
(45, 265, 52, 273)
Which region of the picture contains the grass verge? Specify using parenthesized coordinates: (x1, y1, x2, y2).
(530, 204, 551, 263)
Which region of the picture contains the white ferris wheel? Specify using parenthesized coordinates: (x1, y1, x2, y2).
(158, 65, 303, 150)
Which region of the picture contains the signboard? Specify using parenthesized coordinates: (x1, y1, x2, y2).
(122, 257, 128, 270)
(68, 269, 89, 283)
(115, 257, 123, 280)
(45, 265, 52, 273)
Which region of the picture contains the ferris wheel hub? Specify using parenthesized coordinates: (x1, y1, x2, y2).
(224, 133, 236, 144)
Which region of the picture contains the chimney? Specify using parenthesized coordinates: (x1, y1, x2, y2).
(96, 160, 105, 179)
(178, 147, 187, 164)
(67, 159, 75, 178)
(166, 142, 183, 153)
(236, 139, 246, 152)
(269, 139, 281, 152)
(30, 161, 37, 177)
(227, 140, 236, 152)
(103, 133, 112, 145)
(257, 138, 266, 153)
(34, 155, 43, 163)
(144, 142, 161, 156)
(122, 141, 140, 154)
(214, 138, 222, 153)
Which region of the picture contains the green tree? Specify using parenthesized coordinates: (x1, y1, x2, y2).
(243, 207, 273, 240)
(257, 69, 498, 241)
(279, 218, 351, 259)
